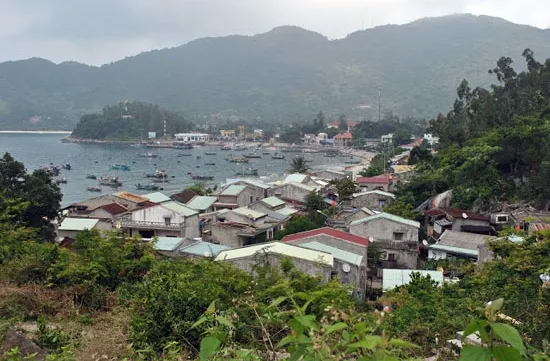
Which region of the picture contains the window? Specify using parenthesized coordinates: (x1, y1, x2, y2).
(388, 253, 396, 261)
(250, 196, 254, 203)
(378, 199, 386, 208)
(393, 232, 404, 241)
(164, 217, 172, 226)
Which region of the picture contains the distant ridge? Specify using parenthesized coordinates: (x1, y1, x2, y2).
(1, 13, 550, 130)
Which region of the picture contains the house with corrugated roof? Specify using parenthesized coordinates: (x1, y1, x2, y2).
(356, 175, 396, 192)
(215, 241, 334, 282)
(119, 201, 200, 239)
(268, 182, 317, 205)
(382, 269, 443, 292)
(423, 208, 493, 241)
(428, 230, 496, 263)
(334, 132, 353, 147)
(349, 213, 420, 270)
(57, 217, 112, 245)
(348, 190, 395, 211)
(142, 192, 171, 204)
(179, 241, 231, 259)
(185, 196, 218, 214)
(214, 184, 257, 210)
(233, 179, 272, 200)
(149, 236, 189, 257)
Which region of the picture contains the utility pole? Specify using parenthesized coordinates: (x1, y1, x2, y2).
(378, 88, 381, 123)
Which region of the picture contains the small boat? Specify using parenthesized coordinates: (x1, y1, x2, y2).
(204, 152, 217, 155)
(235, 168, 259, 176)
(151, 178, 169, 184)
(112, 164, 131, 171)
(197, 155, 202, 159)
(191, 175, 214, 181)
(86, 174, 97, 180)
(344, 160, 361, 164)
(205, 162, 216, 166)
(98, 176, 122, 187)
(136, 183, 159, 191)
(234, 144, 247, 151)
(255, 147, 262, 151)
(87, 186, 102, 192)
(178, 153, 192, 157)
(62, 163, 72, 170)
(145, 170, 168, 179)
(139, 153, 158, 158)
(55, 177, 68, 184)
(244, 153, 262, 159)
(324, 153, 338, 158)
(262, 151, 270, 155)
(272, 155, 285, 160)
(43, 165, 61, 176)
(226, 156, 249, 163)
(220, 144, 232, 151)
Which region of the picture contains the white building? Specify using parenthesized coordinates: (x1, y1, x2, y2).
(381, 133, 393, 144)
(423, 133, 440, 146)
(174, 133, 210, 142)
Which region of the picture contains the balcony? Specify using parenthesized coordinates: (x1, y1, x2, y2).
(119, 219, 183, 230)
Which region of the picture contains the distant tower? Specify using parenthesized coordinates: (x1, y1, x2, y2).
(163, 118, 167, 138)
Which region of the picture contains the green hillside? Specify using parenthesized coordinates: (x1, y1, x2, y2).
(1, 14, 550, 130)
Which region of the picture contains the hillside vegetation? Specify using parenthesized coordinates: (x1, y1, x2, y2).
(1, 14, 550, 130)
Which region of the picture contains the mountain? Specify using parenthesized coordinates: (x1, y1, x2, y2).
(1, 14, 550, 130)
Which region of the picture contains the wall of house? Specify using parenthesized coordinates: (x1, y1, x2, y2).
(351, 193, 394, 210)
(129, 228, 182, 238)
(236, 187, 258, 207)
(345, 210, 371, 226)
(376, 240, 418, 269)
(332, 259, 364, 291)
(209, 224, 245, 248)
(184, 214, 200, 239)
(313, 170, 347, 181)
(217, 194, 238, 205)
(286, 234, 367, 257)
(235, 182, 267, 200)
(226, 254, 331, 282)
(88, 208, 117, 220)
(349, 218, 418, 243)
(452, 218, 490, 231)
(224, 212, 265, 226)
(269, 184, 311, 203)
(131, 206, 184, 224)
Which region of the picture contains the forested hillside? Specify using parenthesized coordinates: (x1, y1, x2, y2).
(1, 14, 550, 130)
(71, 101, 191, 140)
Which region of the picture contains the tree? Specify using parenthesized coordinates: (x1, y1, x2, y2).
(392, 128, 412, 147)
(289, 156, 309, 173)
(185, 183, 208, 196)
(304, 191, 327, 214)
(359, 165, 383, 177)
(0, 153, 61, 241)
(331, 178, 357, 201)
(408, 145, 431, 165)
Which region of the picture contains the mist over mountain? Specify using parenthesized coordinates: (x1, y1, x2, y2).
(1, 14, 549, 130)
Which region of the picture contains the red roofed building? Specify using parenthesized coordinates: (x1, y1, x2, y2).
(356, 175, 397, 192)
(282, 227, 369, 255)
(334, 132, 353, 147)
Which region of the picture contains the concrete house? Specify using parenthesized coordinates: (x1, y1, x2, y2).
(334, 132, 353, 147)
(185, 196, 218, 214)
(282, 227, 370, 294)
(120, 201, 200, 239)
(57, 217, 112, 244)
(423, 208, 492, 241)
(151, 236, 188, 257)
(382, 269, 443, 292)
(215, 242, 334, 282)
(356, 175, 396, 192)
(66, 201, 129, 221)
(349, 213, 420, 269)
(233, 179, 272, 200)
(268, 182, 317, 205)
(429, 230, 496, 263)
(312, 169, 348, 181)
(179, 241, 231, 259)
(349, 190, 395, 211)
(214, 185, 257, 210)
(171, 190, 198, 204)
(142, 192, 172, 204)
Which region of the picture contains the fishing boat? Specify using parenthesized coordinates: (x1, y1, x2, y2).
(262, 151, 270, 155)
(220, 144, 232, 151)
(112, 164, 131, 171)
(244, 153, 261, 159)
(235, 168, 259, 176)
(151, 178, 169, 184)
(85, 174, 97, 180)
(145, 170, 168, 179)
(226, 156, 249, 163)
(139, 153, 158, 158)
(55, 177, 68, 184)
(233, 144, 247, 151)
(324, 153, 338, 158)
(62, 163, 72, 170)
(344, 160, 361, 164)
(178, 153, 192, 157)
(98, 176, 122, 187)
(191, 175, 214, 181)
(272, 154, 285, 160)
(43, 165, 61, 176)
(205, 162, 216, 166)
(136, 183, 159, 191)
(87, 186, 102, 192)
(204, 151, 217, 155)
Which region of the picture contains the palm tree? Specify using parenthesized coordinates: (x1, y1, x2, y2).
(289, 156, 309, 173)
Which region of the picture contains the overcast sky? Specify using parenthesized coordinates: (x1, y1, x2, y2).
(1, 0, 549, 66)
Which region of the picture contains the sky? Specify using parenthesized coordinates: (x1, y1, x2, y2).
(1, 0, 549, 66)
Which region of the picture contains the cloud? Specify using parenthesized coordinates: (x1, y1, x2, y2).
(0, 0, 549, 65)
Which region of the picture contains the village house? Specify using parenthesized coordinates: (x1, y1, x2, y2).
(179, 241, 231, 259)
(356, 175, 395, 192)
(348, 190, 395, 211)
(334, 132, 353, 148)
(423, 133, 440, 147)
(382, 269, 443, 292)
(112, 192, 157, 210)
(214, 184, 257, 210)
(428, 230, 496, 263)
(509, 209, 550, 234)
(312, 169, 348, 181)
(423, 208, 493, 242)
(150, 236, 189, 257)
(268, 182, 317, 205)
(65, 200, 129, 222)
(215, 242, 334, 282)
(282, 227, 370, 295)
(185, 196, 218, 214)
(232, 179, 272, 200)
(381, 133, 393, 144)
(120, 201, 200, 239)
(348, 213, 420, 270)
(171, 190, 198, 204)
(57, 217, 112, 244)
(142, 192, 172, 204)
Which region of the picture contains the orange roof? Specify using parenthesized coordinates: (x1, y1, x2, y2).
(114, 192, 149, 204)
(334, 132, 353, 140)
(282, 227, 370, 247)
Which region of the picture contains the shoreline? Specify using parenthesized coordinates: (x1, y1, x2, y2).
(0, 130, 72, 134)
